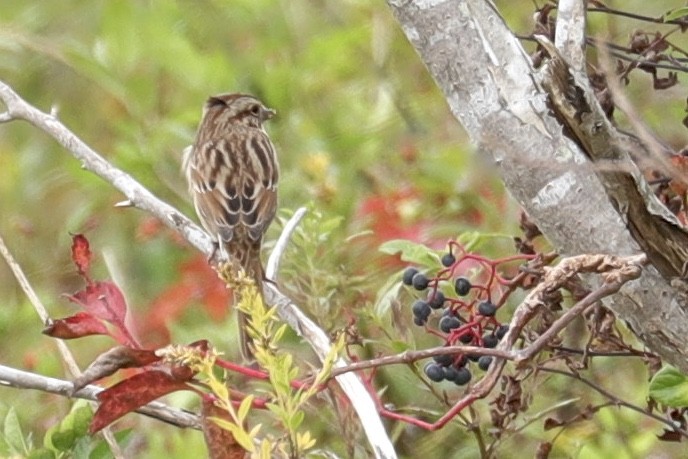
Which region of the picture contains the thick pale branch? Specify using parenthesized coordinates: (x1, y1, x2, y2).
(555, 0, 587, 73)
(386, 0, 688, 372)
(0, 81, 213, 257)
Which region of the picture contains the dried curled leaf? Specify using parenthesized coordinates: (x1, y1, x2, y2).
(73, 346, 161, 393)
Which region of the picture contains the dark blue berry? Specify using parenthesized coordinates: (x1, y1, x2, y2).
(454, 367, 472, 385)
(439, 315, 462, 333)
(441, 253, 456, 267)
(454, 277, 472, 296)
(459, 332, 474, 344)
(413, 316, 427, 326)
(427, 290, 445, 309)
(478, 301, 497, 317)
(412, 300, 431, 320)
(402, 267, 419, 286)
(496, 324, 509, 340)
(412, 273, 429, 291)
(482, 334, 499, 348)
(444, 366, 459, 381)
(478, 356, 493, 371)
(433, 353, 454, 367)
(424, 362, 445, 382)
(467, 353, 480, 362)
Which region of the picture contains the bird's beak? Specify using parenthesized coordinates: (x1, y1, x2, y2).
(262, 107, 276, 121)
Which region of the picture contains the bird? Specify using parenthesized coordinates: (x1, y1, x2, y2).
(183, 93, 279, 359)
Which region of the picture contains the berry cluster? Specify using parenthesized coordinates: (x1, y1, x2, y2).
(402, 242, 525, 385)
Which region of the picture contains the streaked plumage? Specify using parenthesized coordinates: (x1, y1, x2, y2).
(184, 93, 279, 359)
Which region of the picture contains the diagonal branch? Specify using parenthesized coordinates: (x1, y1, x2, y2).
(0, 80, 395, 458)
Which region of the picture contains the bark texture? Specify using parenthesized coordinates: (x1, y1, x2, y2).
(386, 0, 688, 371)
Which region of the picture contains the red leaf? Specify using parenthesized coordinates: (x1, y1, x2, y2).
(64, 281, 136, 345)
(71, 234, 92, 281)
(72, 346, 162, 393)
(42, 312, 108, 339)
(90, 370, 193, 433)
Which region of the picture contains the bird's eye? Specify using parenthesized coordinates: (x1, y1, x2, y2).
(250, 105, 261, 116)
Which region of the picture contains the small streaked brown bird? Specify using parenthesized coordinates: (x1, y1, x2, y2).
(184, 93, 279, 359)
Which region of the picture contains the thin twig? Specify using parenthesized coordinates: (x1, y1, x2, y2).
(519, 34, 688, 73)
(0, 233, 81, 373)
(588, 6, 688, 26)
(265, 207, 308, 281)
(539, 366, 688, 439)
(359, 254, 646, 431)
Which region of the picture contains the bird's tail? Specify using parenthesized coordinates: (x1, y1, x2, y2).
(232, 242, 265, 362)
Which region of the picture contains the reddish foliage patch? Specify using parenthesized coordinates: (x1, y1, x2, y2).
(356, 187, 430, 242)
(138, 255, 231, 346)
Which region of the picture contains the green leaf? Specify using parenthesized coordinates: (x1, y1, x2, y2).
(260, 439, 272, 458)
(273, 323, 288, 343)
(43, 423, 59, 452)
(71, 436, 92, 459)
(27, 448, 56, 459)
(649, 366, 688, 407)
(289, 410, 305, 431)
(45, 402, 93, 453)
(3, 408, 27, 454)
(373, 273, 403, 317)
(266, 403, 286, 419)
(50, 429, 76, 452)
(378, 240, 438, 266)
(70, 405, 93, 437)
(388, 340, 411, 354)
(237, 395, 254, 423)
(664, 7, 688, 22)
(457, 231, 513, 251)
(296, 431, 316, 450)
(319, 216, 344, 236)
(90, 428, 132, 459)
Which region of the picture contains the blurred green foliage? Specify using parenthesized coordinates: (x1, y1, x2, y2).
(0, 0, 686, 457)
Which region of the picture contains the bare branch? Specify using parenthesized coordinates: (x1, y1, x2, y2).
(0, 80, 213, 257)
(265, 207, 308, 281)
(352, 253, 648, 431)
(0, 364, 200, 429)
(0, 232, 80, 377)
(540, 366, 688, 438)
(555, 0, 587, 73)
(0, 80, 395, 458)
(327, 254, 646, 377)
